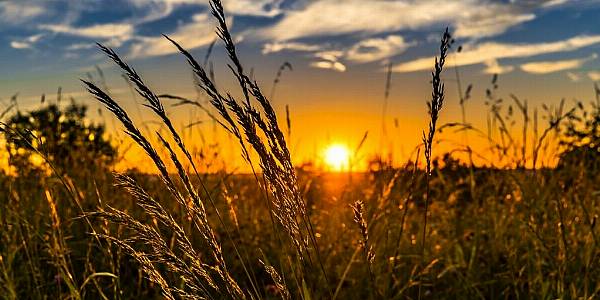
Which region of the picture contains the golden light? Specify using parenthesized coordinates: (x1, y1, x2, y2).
(324, 144, 350, 171)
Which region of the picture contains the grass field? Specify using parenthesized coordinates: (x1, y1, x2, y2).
(1, 1, 600, 299)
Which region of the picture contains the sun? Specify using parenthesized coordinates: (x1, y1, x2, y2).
(324, 144, 350, 171)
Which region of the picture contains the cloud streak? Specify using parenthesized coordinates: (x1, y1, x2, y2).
(263, 34, 415, 68)
(262, 41, 324, 54)
(483, 59, 514, 74)
(393, 35, 600, 73)
(128, 13, 218, 58)
(520, 54, 597, 74)
(128, 0, 283, 18)
(39, 23, 134, 46)
(0, 2, 46, 24)
(262, 0, 536, 41)
(311, 51, 346, 72)
(10, 34, 44, 50)
(346, 35, 413, 63)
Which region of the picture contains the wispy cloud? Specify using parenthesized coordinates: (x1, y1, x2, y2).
(346, 35, 413, 63)
(3, 0, 598, 75)
(10, 41, 31, 50)
(0, 2, 46, 24)
(5, 0, 280, 59)
(65, 43, 95, 51)
(128, 13, 218, 58)
(263, 34, 414, 68)
(483, 59, 514, 74)
(520, 54, 597, 74)
(453, 10, 534, 39)
(220, 0, 283, 17)
(262, 0, 536, 41)
(393, 35, 600, 73)
(542, 0, 570, 8)
(128, 0, 282, 18)
(311, 61, 347, 72)
(39, 23, 134, 46)
(10, 34, 44, 50)
(262, 41, 324, 54)
(311, 51, 346, 72)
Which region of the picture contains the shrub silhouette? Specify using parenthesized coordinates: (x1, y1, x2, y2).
(557, 98, 600, 172)
(4, 102, 116, 174)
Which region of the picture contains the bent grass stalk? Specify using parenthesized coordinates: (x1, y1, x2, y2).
(81, 0, 331, 297)
(166, 0, 330, 288)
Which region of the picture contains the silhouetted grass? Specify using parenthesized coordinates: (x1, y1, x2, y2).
(1, 2, 599, 299)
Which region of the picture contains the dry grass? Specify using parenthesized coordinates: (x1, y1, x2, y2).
(1, 1, 599, 299)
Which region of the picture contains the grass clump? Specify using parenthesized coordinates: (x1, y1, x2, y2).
(0, 1, 599, 299)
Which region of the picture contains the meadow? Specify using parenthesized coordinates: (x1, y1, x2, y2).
(1, 1, 600, 299)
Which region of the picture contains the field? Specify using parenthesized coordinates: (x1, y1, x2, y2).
(1, 1, 600, 299)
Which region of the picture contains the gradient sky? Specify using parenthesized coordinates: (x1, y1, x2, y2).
(2, 0, 600, 171)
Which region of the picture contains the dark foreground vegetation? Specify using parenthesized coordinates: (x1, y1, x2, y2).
(1, 1, 599, 299)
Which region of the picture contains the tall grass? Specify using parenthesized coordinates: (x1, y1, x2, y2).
(78, 0, 331, 298)
(1, 1, 599, 299)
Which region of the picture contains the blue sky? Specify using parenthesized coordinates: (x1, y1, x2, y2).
(3, 1, 600, 78)
(2, 0, 600, 167)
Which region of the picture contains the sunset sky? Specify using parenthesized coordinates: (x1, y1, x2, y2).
(2, 0, 600, 171)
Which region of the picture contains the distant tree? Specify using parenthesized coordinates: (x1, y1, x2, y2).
(3, 103, 116, 174)
(558, 95, 600, 172)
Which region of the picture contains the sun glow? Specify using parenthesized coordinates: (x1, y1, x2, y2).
(324, 144, 350, 171)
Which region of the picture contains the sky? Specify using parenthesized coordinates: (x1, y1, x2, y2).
(2, 0, 600, 171)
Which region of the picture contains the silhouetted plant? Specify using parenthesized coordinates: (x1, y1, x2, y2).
(559, 96, 600, 172)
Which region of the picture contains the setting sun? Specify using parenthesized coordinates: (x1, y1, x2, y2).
(324, 144, 350, 171)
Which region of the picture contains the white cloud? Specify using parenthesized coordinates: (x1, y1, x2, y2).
(9, 34, 44, 50)
(311, 50, 346, 72)
(346, 35, 413, 63)
(40, 23, 133, 39)
(542, 0, 569, 8)
(126, 0, 182, 24)
(520, 54, 597, 74)
(0, 2, 45, 24)
(454, 10, 534, 38)
(263, 35, 414, 68)
(311, 61, 347, 72)
(128, 0, 282, 18)
(39, 23, 134, 46)
(221, 0, 283, 17)
(128, 13, 218, 58)
(315, 50, 344, 62)
(262, 0, 535, 41)
(262, 41, 323, 54)
(66, 43, 95, 51)
(483, 59, 514, 74)
(393, 35, 600, 73)
(10, 41, 31, 49)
